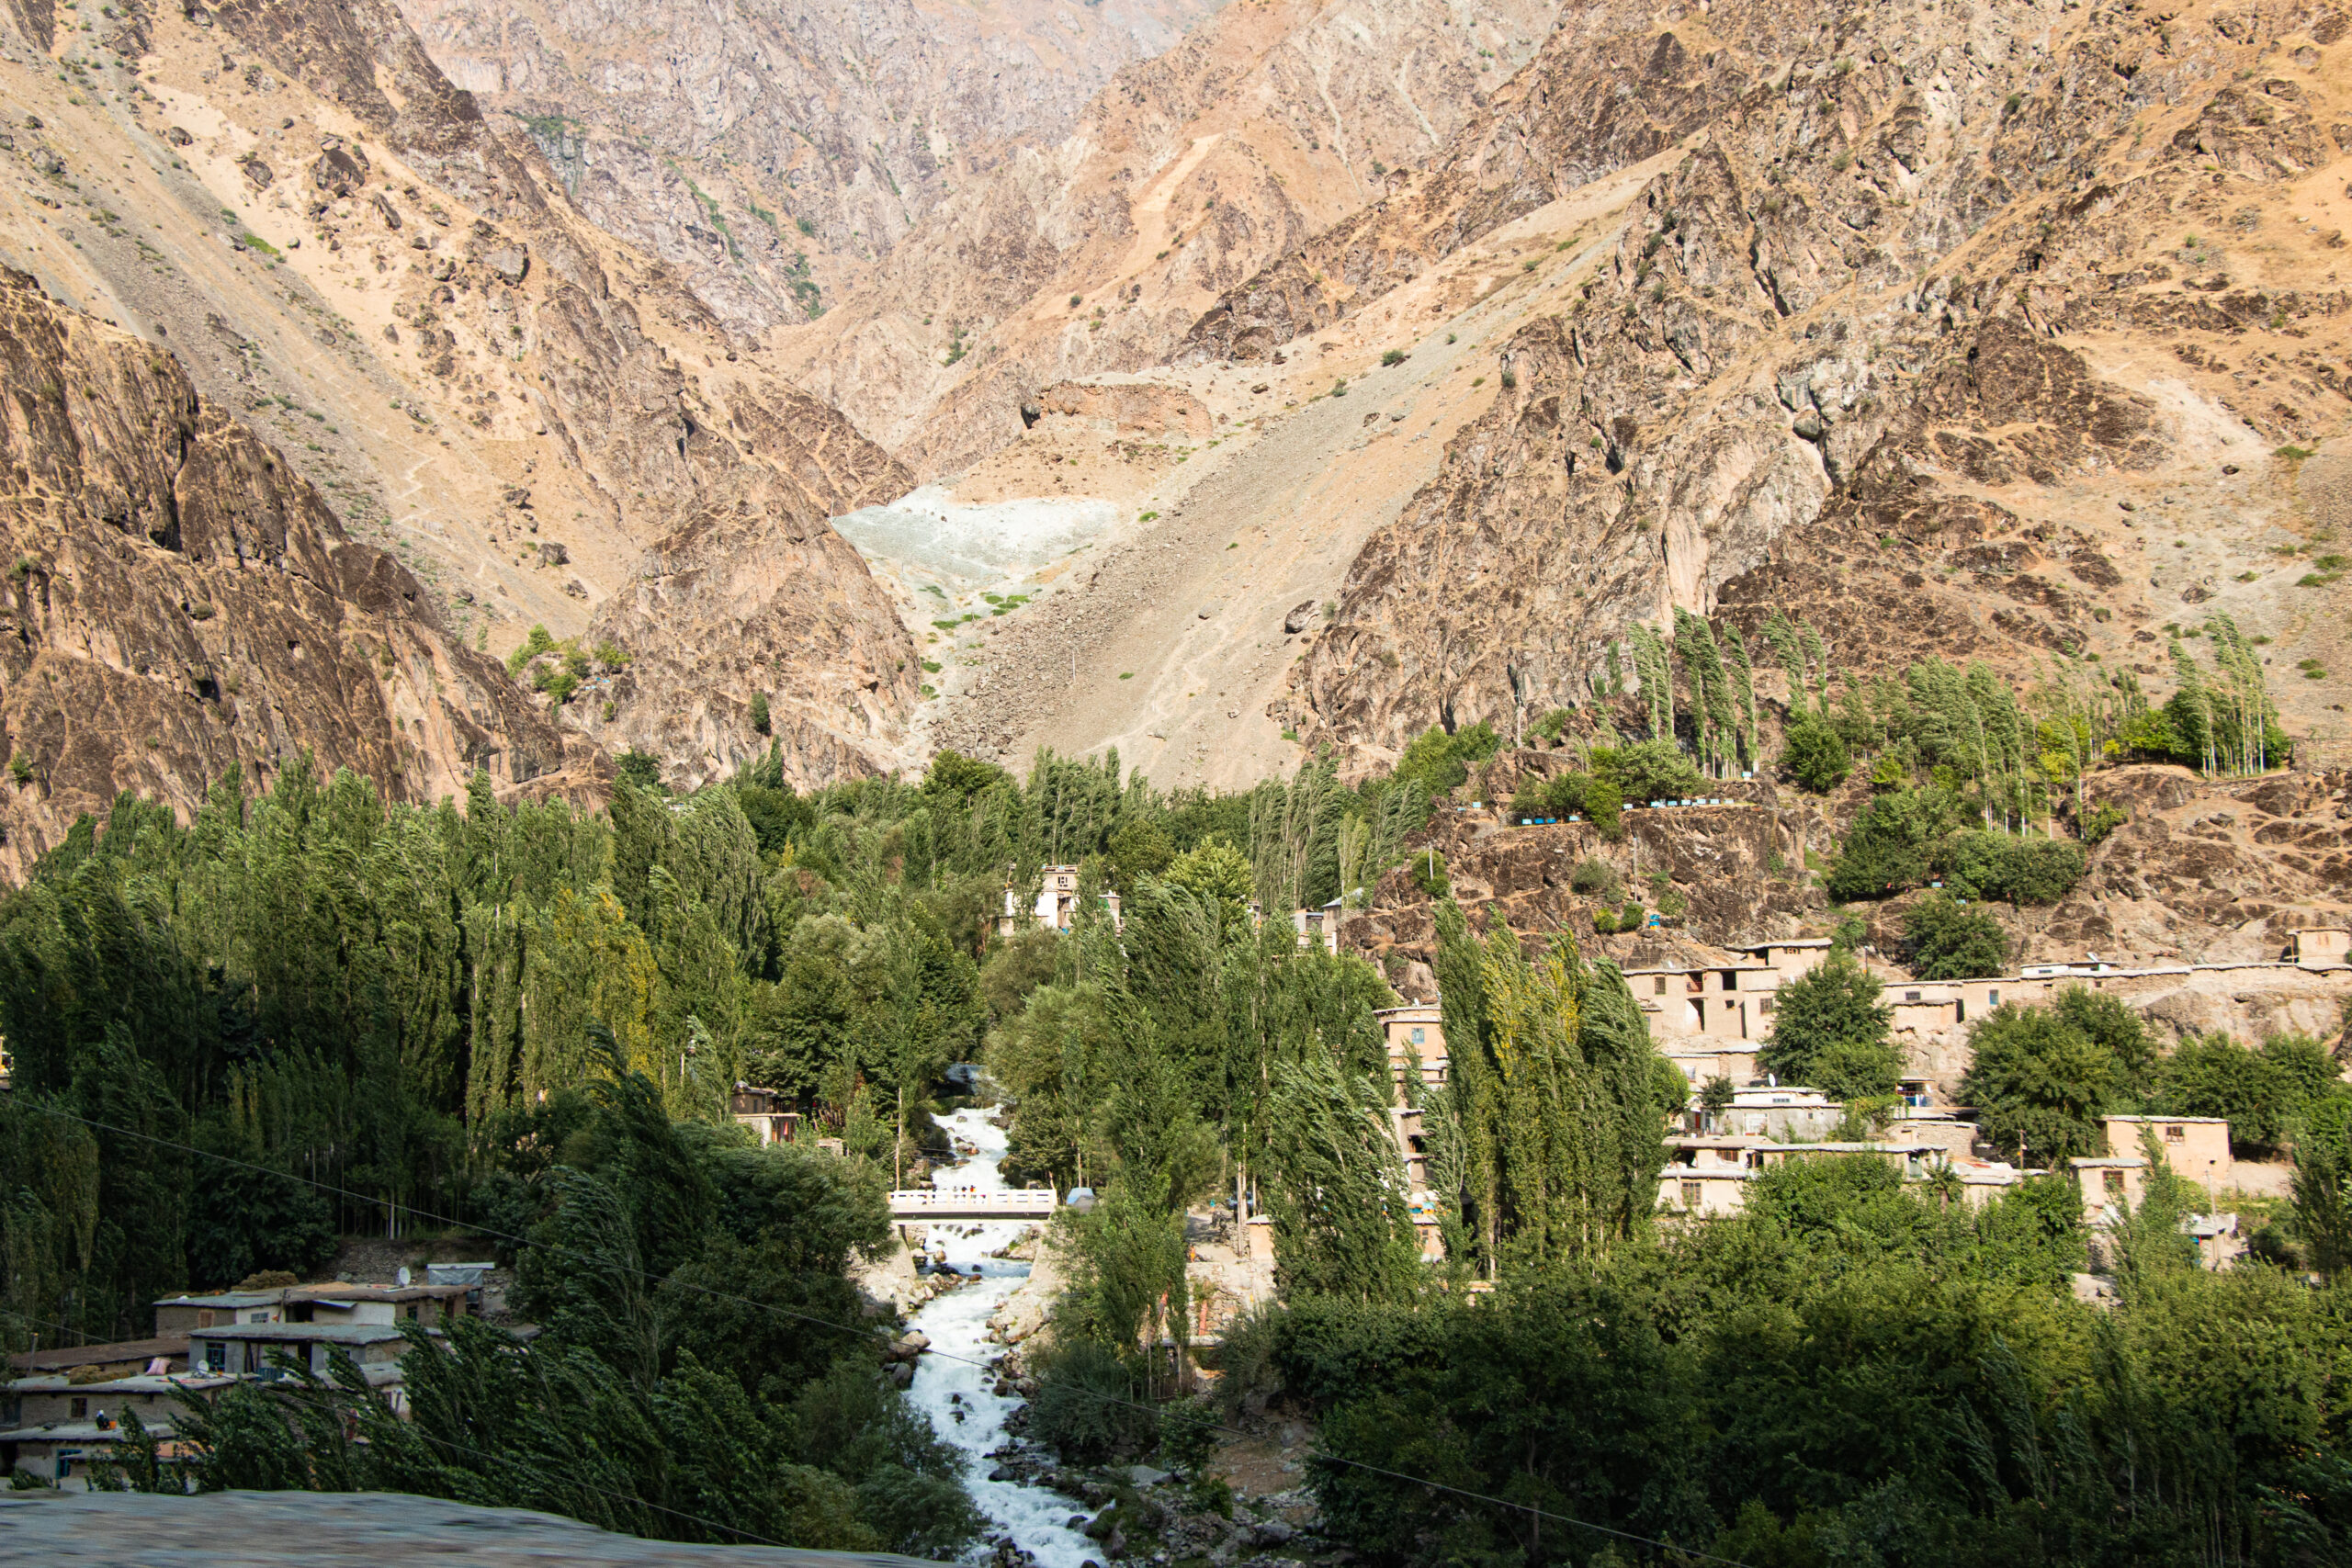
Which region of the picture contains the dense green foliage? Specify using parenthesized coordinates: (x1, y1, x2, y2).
(1903, 893, 2009, 980)
(106, 1043, 975, 1552)
(1830, 784, 2088, 910)
(1961, 990, 2346, 1167)
(1757, 951, 1900, 1100)
(2154, 1031, 2342, 1152)
(1424, 907, 1674, 1277)
(1238, 1153, 2352, 1568)
(1781, 715, 1850, 793)
(0, 737, 1463, 1540)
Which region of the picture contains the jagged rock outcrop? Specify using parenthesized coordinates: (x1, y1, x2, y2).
(395, 0, 1227, 327)
(771, 0, 1559, 477)
(1283, 0, 2352, 758)
(1176, 14, 1758, 363)
(181, 0, 922, 786)
(0, 267, 603, 876)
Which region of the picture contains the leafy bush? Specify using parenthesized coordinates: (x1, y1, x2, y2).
(1393, 723, 1500, 799)
(2080, 800, 2128, 845)
(2158, 1032, 2344, 1151)
(1962, 1001, 2120, 1163)
(1781, 716, 1850, 793)
(505, 623, 555, 676)
(1583, 776, 1623, 838)
(749, 691, 772, 736)
(185, 1143, 337, 1289)
(1157, 1393, 1221, 1471)
(1758, 951, 1900, 1100)
(1029, 1340, 1159, 1463)
(1941, 831, 2085, 905)
(1826, 786, 1961, 901)
(1904, 893, 2007, 979)
(1602, 738, 1701, 804)
(1408, 847, 1450, 900)
(1510, 771, 1592, 820)
(1568, 856, 1619, 899)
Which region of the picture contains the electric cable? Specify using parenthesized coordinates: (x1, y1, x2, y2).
(9, 1099, 1754, 1567)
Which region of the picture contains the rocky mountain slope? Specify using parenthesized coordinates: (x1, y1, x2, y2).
(0, 265, 600, 876)
(1263, 0, 2352, 763)
(768, 0, 1558, 476)
(881, 0, 2352, 807)
(396, 0, 1229, 328)
(0, 0, 922, 793)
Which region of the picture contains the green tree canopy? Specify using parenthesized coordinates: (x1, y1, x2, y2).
(1757, 951, 1900, 1100)
(1959, 1000, 2119, 1164)
(1904, 893, 2009, 980)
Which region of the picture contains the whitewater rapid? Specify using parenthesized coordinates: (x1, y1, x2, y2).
(906, 1108, 1099, 1568)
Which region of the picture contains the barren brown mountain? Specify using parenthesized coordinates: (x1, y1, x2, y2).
(396, 0, 1230, 327)
(0, 0, 920, 795)
(0, 265, 601, 876)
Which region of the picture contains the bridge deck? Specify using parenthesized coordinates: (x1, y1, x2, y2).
(888, 1188, 1057, 1220)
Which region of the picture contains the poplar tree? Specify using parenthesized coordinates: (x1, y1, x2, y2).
(1428, 908, 1668, 1277)
(2169, 637, 2216, 775)
(1723, 623, 1759, 773)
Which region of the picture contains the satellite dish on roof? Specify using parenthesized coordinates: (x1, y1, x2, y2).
(396, 1266, 412, 1288)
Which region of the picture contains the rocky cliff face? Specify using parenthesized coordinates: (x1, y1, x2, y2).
(0, 0, 922, 794)
(1279, 0, 2352, 761)
(769, 0, 1558, 477)
(0, 266, 602, 877)
(395, 0, 1229, 328)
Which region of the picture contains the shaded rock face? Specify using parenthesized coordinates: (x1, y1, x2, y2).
(1177, 12, 1758, 363)
(1347, 758, 2352, 988)
(1346, 773, 1831, 973)
(1276, 0, 2352, 757)
(771, 0, 1558, 479)
(0, 269, 602, 878)
(395, 0, 1227, 328)
(2034, 766, 2352, 964)
(201, 0, 922, 788)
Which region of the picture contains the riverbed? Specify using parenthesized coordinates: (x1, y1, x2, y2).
(905, 1108, 1096, 1568)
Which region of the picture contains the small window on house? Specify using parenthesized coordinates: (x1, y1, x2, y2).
(69, 1397, 87, 1419)
(1654, 976, 1668, 996)
(204, 1342, 226, 1373)
(1409, 1027, 1426, 1044)
(2104, 1169, 2125, 1196)
(1680, 1182, 1701, 1208)
(1760, 997, 1775, 1013)
(2165, 1125, 2186, 1143)
(1905, 990, 1921, 1002)
(1988, 988, 2000, 1006)
(196, 1309, 214, 1329)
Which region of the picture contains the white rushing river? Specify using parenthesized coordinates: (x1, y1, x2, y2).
(906, 1108, 1099, 1568)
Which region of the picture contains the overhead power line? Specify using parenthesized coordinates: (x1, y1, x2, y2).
(10, 1098, 1755, 1568)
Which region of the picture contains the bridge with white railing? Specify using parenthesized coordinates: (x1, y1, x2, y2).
(887, 1187, 1058, 1221)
